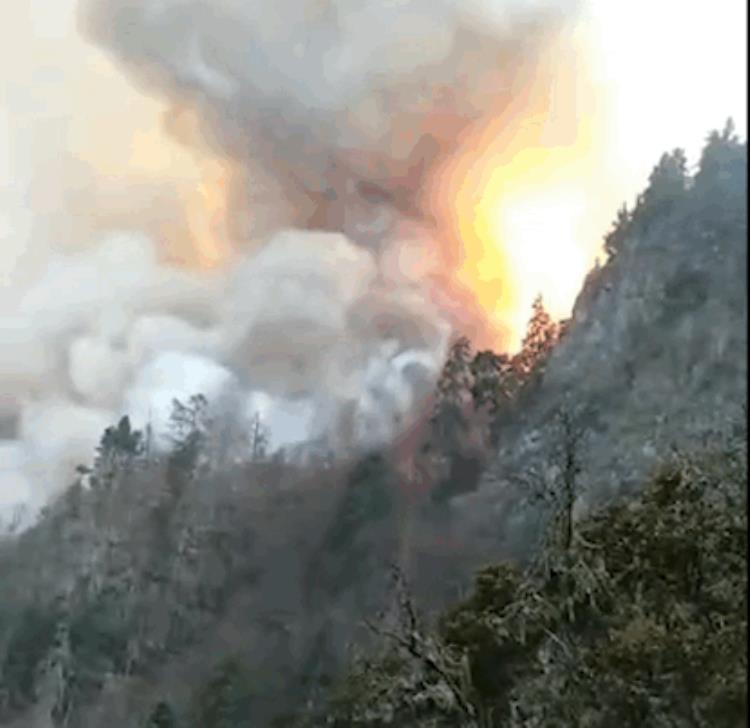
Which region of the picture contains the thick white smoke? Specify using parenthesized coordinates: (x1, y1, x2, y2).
(1, 0, 578, 524)
(0, 229, 447, 521)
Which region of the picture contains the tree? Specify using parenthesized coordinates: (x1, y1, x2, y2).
(646, 148, 688, 200)
(146, 700, 178, 728)
(431, 336, 474, 452)
(603, 203, 632, 259)
(168, 394, 210, 447)
(167, 394, 211, 482)
(310, 455, 395, 598)
(692, 118, 746, 236)
(695, 117, 742, 186)
(305, 429, 747, 728)
(321, 566, 479, 728)
(210, 410, 269, 469)
(514, 295, 559, 378)
(546, 408, 586, 554)
(321, 455, 393, 554)
(438, 561, 547, 723)
(469, 350, 517, 416)
(94, 415, 144, 482)
(248, 412, 269, 462)
(632, 148, 689, 230)
(435, 337, 473, 408)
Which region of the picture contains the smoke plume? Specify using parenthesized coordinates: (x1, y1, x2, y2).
(1, 0, 578, 523)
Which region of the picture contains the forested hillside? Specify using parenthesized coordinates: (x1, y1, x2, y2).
(294, 431, 746, 728)
(0, 124, 746, 728)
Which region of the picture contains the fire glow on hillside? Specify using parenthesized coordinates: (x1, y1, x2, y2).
(1, 0, 745, 513)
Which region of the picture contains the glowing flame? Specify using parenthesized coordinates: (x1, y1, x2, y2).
(463, 144, 592, 351)
(432, 32, 606, 352)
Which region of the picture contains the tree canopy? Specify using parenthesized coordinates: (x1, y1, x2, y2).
(300, 431, 747, 728)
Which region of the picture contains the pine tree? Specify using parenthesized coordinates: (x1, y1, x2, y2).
(648, 148, 688, 197)
(431, 336, 474, 453)
(695, 117, 743, 188)
(94, 415, 144, 483)
(469, 350, 518, 415)
(514, 295, 559, 378)
(603, 203, 632, 259)
(633, 148, 689, 230)
(691, 118, 746, 239)
(435, 336, 473, 408)
(248, 412, 269, 462)
(167, 394, 211, 482)
(168, 394, 210, 448)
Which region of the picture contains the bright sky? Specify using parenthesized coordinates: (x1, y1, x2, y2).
(583, 0, 747, 182)
(466, 0, 748, 346)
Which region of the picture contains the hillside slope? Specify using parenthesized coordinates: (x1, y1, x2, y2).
(295, 435, 747, 728)
(451, 125, 747, 562)
(0, 127, 746, 727)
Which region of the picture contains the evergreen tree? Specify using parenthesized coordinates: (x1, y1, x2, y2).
(469, 350, 518, 415)
(310, 431, 747, 728)
(693, 118, 746, 232)
(633, 148, 689, 230)
(435, 336, 473, 407)
(248, 412, 270, 462)
(94, 415, 144, 482)
(167, 394, 211, 482)
(649, 148, 688, 192)
(431, 336, 474, 452)
(312, 454, 395, 595)
(168, 394, 210, 447)
(696, 117, 742, 185)
(514, 295, 559, 378)
(322, 454, 393, 554)
(603, 203, 632, 259)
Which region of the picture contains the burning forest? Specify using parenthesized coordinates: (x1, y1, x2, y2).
(0, 1, 747, 727)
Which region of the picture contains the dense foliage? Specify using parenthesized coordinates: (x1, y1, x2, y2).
(428, 294, 562, 503)
(299, 430, 747, 728)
